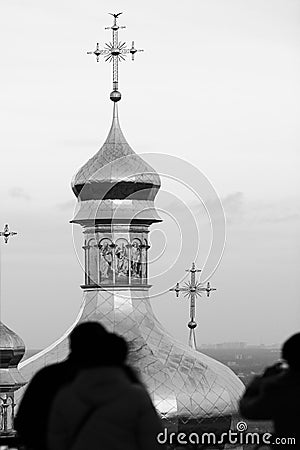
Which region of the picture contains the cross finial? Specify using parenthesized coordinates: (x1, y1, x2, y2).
(170, 263, 216, 349)
(87, 13, 144, 102)
(0, 224, 17, 244)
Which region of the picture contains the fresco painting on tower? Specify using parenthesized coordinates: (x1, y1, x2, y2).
(85, 237, 148, 286)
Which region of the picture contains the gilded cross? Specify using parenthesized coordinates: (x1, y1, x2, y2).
(0, 224, 17, 244)
(170, 262, 216, 349)
(87, 12, 143, 102)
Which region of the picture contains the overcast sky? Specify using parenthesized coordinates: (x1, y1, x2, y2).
(0, 0, 299, 349)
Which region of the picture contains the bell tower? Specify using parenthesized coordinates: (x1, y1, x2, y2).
(71, 103, 161, 291)
(72, 13, 161, 293)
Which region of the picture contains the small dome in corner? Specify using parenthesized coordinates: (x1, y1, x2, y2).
(0, 321, 25, 368)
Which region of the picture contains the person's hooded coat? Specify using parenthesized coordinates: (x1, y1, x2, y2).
(47, 366, 164, 450)
(239, 369, 300, 449)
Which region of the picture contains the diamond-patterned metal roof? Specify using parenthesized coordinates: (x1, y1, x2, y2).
(72, 104, 161, 200)
(18, 287, 244, 433)
(0, 321, 26, 389)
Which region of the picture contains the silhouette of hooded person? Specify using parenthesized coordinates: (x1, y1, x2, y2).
(239, 333, 300, 449)
(15, 321, 109, 450)
(47, 331, 164, 450)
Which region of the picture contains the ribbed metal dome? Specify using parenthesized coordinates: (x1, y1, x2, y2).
(0, 321, 26, 390)
(72, 103, 160, 202)
(0, 321, 25, 368)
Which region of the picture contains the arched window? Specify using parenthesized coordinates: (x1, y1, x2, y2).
(141, 238, 149, 282)
(131, 238, 142, 284)
(0, 394, 14, 433)
(115, 238, 129, 284)
(83, 239, 88, 285)
(87, 238, 98, 285)
(99, 238, 113, 284)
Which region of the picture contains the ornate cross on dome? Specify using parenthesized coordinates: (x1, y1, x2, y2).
(87, 12, 143, 103)
(170, 263, 216, 349)
(0, 224, 17, 244)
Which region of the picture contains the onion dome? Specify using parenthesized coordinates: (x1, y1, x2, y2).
(71, 103, 161, 224)
(0, 321, 26, 390)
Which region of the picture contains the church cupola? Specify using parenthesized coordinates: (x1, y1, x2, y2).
(71, 14, 161, 289)
(71, 101, 160, 288)
(71, 104, 161, 204)
(71, 103, 161, 226)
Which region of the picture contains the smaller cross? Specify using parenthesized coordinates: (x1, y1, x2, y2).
(170, 262, 216, 349)
(0, 224, 17, 244)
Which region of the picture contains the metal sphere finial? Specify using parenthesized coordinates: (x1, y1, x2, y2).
(110, 91, 122, 102)
(188, 320, 197, 329)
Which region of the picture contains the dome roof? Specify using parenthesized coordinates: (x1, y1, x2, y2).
(0, 321, 26, 391)
(0, 321, 25, 368)
(72, 103, 160, 202)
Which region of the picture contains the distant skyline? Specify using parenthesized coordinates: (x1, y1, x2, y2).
(0, 0, 299, 348)
(24, 342, 282, 354)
